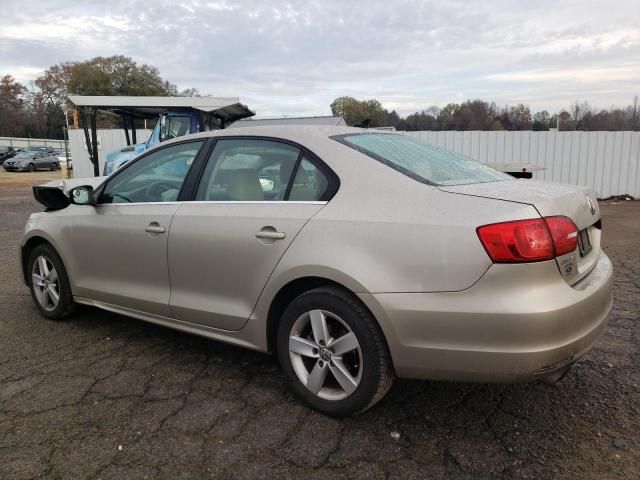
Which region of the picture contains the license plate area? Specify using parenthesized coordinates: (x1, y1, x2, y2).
(577, 229, 592, 256)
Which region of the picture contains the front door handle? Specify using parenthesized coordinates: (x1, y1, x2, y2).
(256, 227, 285, 240)
(145, 223, 166, 234)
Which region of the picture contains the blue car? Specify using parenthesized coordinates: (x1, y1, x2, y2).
(103, 111, 203, 175)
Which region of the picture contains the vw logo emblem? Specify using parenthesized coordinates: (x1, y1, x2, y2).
(587, 196, 596, 215)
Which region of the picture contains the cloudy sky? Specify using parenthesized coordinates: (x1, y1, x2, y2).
(1, 0, 639, 117)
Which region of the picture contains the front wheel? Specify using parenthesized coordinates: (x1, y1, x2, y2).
(277, 287, 395, 416)
(27, 244, 76, 320)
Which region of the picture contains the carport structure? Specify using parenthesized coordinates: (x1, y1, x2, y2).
(67, 95, 254, 176)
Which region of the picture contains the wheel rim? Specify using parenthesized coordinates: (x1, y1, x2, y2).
(289, 309, 363, 401)
(31, 255, 60, 311)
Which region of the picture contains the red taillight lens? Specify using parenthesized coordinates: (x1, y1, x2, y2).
(544, 215, 578, 256)
(477, 219, 554, 262)
(476, 216, 578, 263)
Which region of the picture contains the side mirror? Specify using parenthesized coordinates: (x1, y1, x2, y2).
(69, 186, 95, 205)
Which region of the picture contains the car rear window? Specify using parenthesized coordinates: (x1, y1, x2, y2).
(332, 133, 509, 186)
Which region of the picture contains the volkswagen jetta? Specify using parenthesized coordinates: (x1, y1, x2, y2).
(21, 126, 613, 416)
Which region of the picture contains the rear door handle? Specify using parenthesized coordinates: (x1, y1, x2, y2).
(256, 229, 285, 240)
(145, 223, 166, 234)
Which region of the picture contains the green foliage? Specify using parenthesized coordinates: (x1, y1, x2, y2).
(0, 55, 204, 138)
(330, 96, 391, 127)
(66, 55, 178, 96)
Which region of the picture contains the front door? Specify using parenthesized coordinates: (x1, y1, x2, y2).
(168, 138, 333, 330)
(69, 140, 205, 316)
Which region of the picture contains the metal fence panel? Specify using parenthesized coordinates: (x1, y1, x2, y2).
(405, 130, 640, 198)
(0, 137, 65, 149)
(68, 129, 151, 178)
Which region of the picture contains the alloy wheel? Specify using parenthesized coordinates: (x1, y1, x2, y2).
(288, 309, 363, 401)
(31, 255, 60, 311)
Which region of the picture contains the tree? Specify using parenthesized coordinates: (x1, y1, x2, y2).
(329, 96, 390, 126)
(330, 96, 363, 125)
(0, 75, 27, 137)
(179, 87, 201, 97)
(437, 103, 457, 130)
(532, 110, 551, 130)
(509, 104, 532, 130)
(453, 100, 496, 130)
(558, 110, 572, 131)
(63, 56, 178, 97)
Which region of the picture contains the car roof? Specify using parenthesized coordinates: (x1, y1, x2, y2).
(160, 125, 395, 149)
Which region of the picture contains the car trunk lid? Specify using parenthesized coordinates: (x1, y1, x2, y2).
(439, 179, 602, 285)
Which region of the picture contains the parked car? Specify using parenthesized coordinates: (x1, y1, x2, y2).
(25, 145, 56, 155)
(0, 146, 17, 164)
(3, 151, 59, 172)
(22, 126, 613, 416)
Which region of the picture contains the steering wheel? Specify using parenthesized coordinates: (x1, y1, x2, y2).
(144, 181, 179, 201)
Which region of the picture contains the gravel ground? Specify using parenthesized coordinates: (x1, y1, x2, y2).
(1, 169, 638, 479)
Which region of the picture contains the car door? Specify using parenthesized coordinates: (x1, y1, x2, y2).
(35, 153, 48, 169)
(168, 138, 337, 331)
(68, 140, 205, 317)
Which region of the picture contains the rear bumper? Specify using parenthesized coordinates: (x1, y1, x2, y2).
(359, 251, 613, 382)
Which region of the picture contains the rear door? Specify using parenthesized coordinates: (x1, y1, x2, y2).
(168, 138, 335, 331)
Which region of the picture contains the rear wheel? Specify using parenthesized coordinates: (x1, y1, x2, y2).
(277, 287, 394, 416)
(50, 162, 58, 170)
(28, 163, 35, 172)
(27, 244, 75, 320)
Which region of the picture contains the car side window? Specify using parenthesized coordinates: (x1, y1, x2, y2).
(288, 156, 330, 201)
(99, 141, 203, 204)
(195, 139, 303, 201)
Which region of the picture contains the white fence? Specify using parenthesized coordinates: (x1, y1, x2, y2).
(68, 128, 151, 178)
(0, 136, 65, 149)
(406, 130, 640, 198)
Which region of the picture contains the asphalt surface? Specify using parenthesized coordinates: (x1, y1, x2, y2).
(1, 170, 638, 479)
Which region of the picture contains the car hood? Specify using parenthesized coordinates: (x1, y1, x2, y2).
(438, 179, 600, 231)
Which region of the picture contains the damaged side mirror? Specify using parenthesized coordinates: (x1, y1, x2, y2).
(69, 186, 95, 206)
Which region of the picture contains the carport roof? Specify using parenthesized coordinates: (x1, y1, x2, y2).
(66, 95, 254, 120)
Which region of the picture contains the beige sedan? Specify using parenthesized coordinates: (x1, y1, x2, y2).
(21, 126, 613, 415)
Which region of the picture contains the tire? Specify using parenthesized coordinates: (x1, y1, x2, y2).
(27, 243, 76, 320)
(28, 163, 35, 172)
(277, 286, 395, 416)
(50, 162, 58, 171)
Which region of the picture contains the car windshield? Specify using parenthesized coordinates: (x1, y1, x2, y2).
(14, 152, 32, 159)
(332, 133, 510, 186)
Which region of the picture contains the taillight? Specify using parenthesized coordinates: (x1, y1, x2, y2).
(476, 216, 578, 263)
(544, 216, 578, 256)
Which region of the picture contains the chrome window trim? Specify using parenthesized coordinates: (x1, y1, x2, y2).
(95, 200, 327, 206)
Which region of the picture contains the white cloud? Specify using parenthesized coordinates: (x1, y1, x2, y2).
(0, 0, 638, 116)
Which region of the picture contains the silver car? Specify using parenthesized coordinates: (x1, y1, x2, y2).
(21, 126, 613, 416)
(4, 151, 59, 172)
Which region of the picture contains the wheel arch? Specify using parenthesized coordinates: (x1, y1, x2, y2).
(265, 276, 385, 355)
(21, 235, 58, 284)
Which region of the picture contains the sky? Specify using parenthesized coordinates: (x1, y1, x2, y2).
(1, 0, 639, 118)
